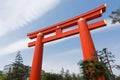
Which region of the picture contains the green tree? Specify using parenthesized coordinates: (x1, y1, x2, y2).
(60, 68, 84, 80)
(78, 60, 106, 80)
(116, 65, 120, 70)
(42, 73, 63, 80)
(60, 68, 65, 77)
(114, 65, 120, 80)
(109, 9, 120, 80)
(115, 76, 120, 80)
(2, 51, 29, 80)
(63, 69, 72, 80)
(97, 48, 116, 80)
(110, 8, 120, 24)
(75, 74, 84, 80)
(78, 48, 120, 80)
(0, 74, 7, 80)
(41, 68, 84, 80)
(71, 73, 77, 80)
(5, 64, 29, 80)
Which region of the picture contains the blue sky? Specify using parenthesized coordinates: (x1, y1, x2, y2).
(0, 0, 120, 75)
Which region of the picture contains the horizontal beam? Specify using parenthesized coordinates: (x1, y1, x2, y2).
(28, 20, 106, 47)
(27, 4, 106, 37)
(28, 10, 103, 39)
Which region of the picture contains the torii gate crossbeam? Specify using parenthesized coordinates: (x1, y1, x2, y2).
(27, 4, 107, 80)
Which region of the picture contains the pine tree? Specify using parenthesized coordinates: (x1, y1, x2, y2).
(110, 8, 120, 24)
(3, 51, 29, 80)
(14, 51, 23, 65)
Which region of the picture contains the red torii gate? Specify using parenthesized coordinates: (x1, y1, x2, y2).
(27, 4, 107, 80)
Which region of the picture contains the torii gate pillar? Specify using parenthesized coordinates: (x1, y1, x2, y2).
(78, 18, 97, 60)
(30, 33, 43, 80)
(78, 18, 104, 80)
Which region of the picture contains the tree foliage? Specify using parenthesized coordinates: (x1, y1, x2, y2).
(42, 73, 63, 80)
(1, 51, 29, 80)
(42, 68, 83, 80)
(78, 60, 106, 80)
(0, 74, 7, 80)
(78, 48, 120, 80)
(110, 8, 120, 24)
(4, 64, 29, 80)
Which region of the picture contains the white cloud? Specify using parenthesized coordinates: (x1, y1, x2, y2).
(1, 18, 120, 56)
(0, 34, 78, 56)
(0, 38, 31, 55)
(0, 0, 60, 37)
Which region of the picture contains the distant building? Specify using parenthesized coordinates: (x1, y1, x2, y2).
(3, 64, 45, 75)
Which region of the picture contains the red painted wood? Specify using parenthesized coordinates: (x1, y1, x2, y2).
(56, 26, 62, 35)
(78, 18, 104, 80)
(28, 10, 103, 39)
(28, 20, 106, 47)
(27, 4, 106, 80)
(30, 33, 43, 80)
(78, 18, 97, 60)
(27, 4, 106, 38)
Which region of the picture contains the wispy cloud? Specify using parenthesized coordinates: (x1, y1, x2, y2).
(0, 34, 78, 55)
(0, 38, 30, 55)
(0, 0, 60, 37)
(1, 18, 120, 55)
